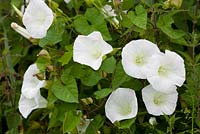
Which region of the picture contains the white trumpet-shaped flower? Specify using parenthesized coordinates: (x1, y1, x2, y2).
(122, 39, 160, 79)
(142, 85, 178, 116)
(19, 64, 47, 118)
(21, 64, 46, 99)
(19, 91, 47, 118)
(22, 0, 54, 38)
(105, 88, 138, 123)
(73, 31, 113, 70)
(146, 50, 185, 93)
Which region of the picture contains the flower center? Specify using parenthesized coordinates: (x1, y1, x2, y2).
(135, 55, 144, 65)
(158, 66, 168, 76)
(153, 93, 165, 105)
(118, 103, 132, 116)
(92, 50, 102, 59)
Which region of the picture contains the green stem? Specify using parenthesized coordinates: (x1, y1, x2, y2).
(1, 18, 15, 108)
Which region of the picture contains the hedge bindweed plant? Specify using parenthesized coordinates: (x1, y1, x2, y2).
(1, 0, 200, 133)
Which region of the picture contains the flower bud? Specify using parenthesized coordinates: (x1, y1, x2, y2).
(170, 0, 183, 9)
(11, 22, 31, 39)
(149, 117, 157, 126)
(163, 0, 183, 9)
(46, 65, 54, 72)
(37, 49, 50, 57)
(81, 97, 93, 105)
(35, 73, 45, 80)
(84, 0, 94, 6)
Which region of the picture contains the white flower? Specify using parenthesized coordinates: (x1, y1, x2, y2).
(146, 50, 185, 93)
(22, 0, 54, 38)
(73, 31, 113, 70)
(142, 85, 178, 116)
(105, 88, 138, 123)
(19, 91, 47, 118)
(64, 0, 71, 3)
(18, 64, 47, 118)
(21, 64, 46, 99)
(122, 39, 160, 79)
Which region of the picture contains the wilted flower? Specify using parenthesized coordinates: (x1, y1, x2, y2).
(105, 88, 138, 123)
(18, 64, 47, 118)
(102, 4, 119, 28)
(19, 91, 47, 118)
(77, 117, 93, 134)
(142, 85, 178, 116)
(146, 50, 185, 93)
(102, 5, 117, 17)
(22, 0, 54, 38)
(73, 31, 113, 70)
(122, 39, 160, 79)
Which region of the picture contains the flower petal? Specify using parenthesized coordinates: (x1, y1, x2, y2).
(73, 31, 113, 70)
(147, 75, 177, 93)
(122, 39, 160, 79)
(105, 88, 138, 123)
(164, 50, 185, 86)
(18, 91, 47, 118)
(23, 0, 54, 38)
(21, 64, 46, 99)
(142, 85, 178, 116)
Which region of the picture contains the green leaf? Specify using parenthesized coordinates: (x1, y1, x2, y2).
(121, 13, 133, 28)
(121, 78, 143, 91)
(127, 5, 147, 29)
(86, 115, 105, 134)
(170, 37, 188, 46)
(112, 61, 131, 89)
(85, 8, 112, 41)
(100, 57, 116, 73)
(36, 49, 51, 71)
(48, 102, 78, 129)
(72, 64, 102, 86)
(6, 112, 20, 130)
(74, 8, 112, 41)
(85, 8, 105, 25)
(74, 16, 94, 35)
(119, 118, 136, 129)
(80, 69, 102, 86)
(94, 88, 113, 99)
(39, 18, 65, 47)
(51, 78, 78, 103)
(58, 51, 72, 66)
(121, 0, 134, 10)
(63, 111, 82, 133)
(157, 12, 185, 39)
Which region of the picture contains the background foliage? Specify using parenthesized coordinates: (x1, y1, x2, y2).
(0, 0, 200, 133)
